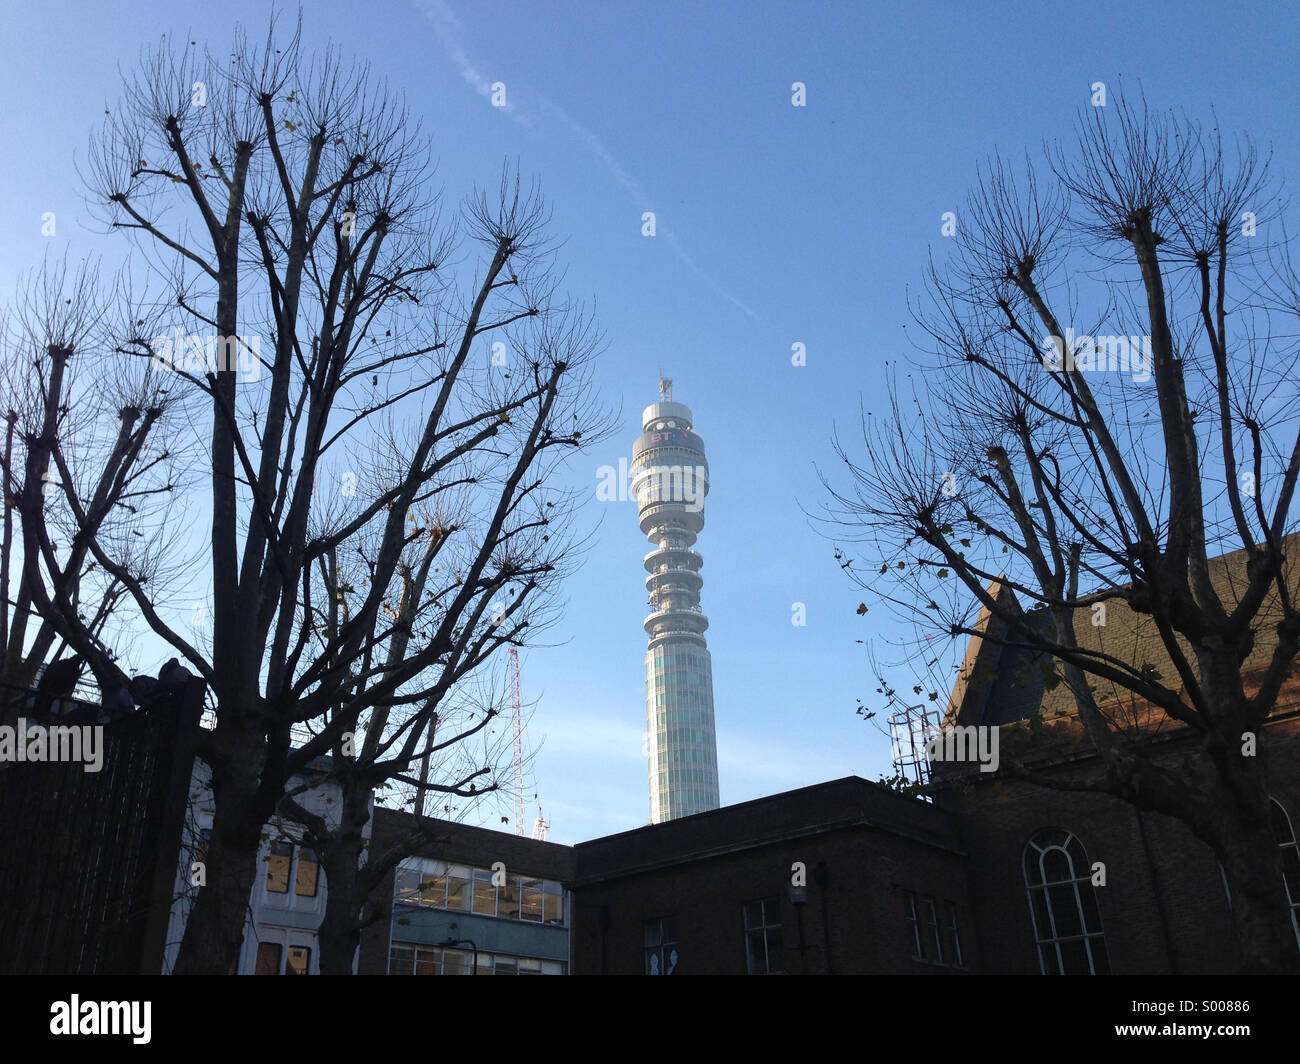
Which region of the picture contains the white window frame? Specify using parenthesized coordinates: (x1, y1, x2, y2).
(1023, 828, 1109, 975)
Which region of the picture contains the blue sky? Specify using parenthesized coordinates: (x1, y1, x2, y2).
(3, 0, 1299, 843)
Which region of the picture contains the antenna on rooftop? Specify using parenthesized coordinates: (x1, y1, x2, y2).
(659, 376, 672, 402)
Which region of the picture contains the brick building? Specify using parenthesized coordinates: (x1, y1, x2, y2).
(569, 776, 970, 974)
(348, 538, 1300, 976)
(556, 537, 1300, 975)
(928, 539, 1300, 974)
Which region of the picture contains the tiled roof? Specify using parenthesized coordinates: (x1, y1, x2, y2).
(950, 534, 1300, 726)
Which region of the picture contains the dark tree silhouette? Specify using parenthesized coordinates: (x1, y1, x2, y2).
(821, 93, 1300, 972)
(7, 16, 611, 973)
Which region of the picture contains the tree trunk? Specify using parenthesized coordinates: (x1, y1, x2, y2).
(315, 782, 373, 975)
(317, 848, 362, 975)
(1211, 788, 1300, 973)
(173, 716, 269, 975)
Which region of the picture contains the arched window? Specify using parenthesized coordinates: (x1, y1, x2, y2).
(1269, 799, 1300, 951)
(1023, 828, 1110, 974)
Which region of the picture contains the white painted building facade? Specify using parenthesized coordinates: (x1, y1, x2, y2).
(163, 755, 370, 974)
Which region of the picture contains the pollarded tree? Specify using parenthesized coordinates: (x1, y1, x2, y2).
(0, 254, 184, 706)
(11, 16, 611, 973)
(273, 426, 581, 974)
(821, 92, 1300, 972)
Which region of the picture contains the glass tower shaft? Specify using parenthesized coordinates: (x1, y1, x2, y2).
(631, 385, 720, 822)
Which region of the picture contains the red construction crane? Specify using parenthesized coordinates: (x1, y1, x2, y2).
(508, 647, 525, 836)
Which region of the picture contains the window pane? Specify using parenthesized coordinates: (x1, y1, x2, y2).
(1281, 845, 1300, 904)
(743, 900, 763, 929)
(446, 874, 470, 911)
(1029, 887, 1052, 941)
(1079, 879, 1103, 933)
(746, 930, 768, 973)
(926, 902, 943, 962)
(494, 958, 518, 975)
(1048, 884, 1083, 937)
(254, 942, 282, 975)
(520, 880, 543, 921)
(419, 871, 447, 907)
(388, 944, 415, 975)
(944, 903, 963, 967)
(543, 891, 564, 925)
(442, 949, 470, 975)
(1089, 937, 1112, 975)
(1042, 848, 1071, 883)
(267, 841, 292, 893)
(295, 848, 319, 897)
(645, 920, 662, 947)
(1058, 937, 1091, 975)
(472, 869, 497, 916)
(415, 947, 441, 976)
(499, 876, 521, 919)
(764, 928, 783, 973)
(1023, 847, 1041, 885)
(1270, 800, 1293, 842)
(394, 866, 421, 905)
(285, 945, 311, 975)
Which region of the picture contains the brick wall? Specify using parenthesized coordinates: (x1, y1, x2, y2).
(937, 706, 1300, 973)
(571, 779, 973, 974)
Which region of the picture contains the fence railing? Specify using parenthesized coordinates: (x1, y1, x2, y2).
(0, 676, 203, 974)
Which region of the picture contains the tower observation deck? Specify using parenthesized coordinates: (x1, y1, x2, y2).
(632, 379, 720, 822)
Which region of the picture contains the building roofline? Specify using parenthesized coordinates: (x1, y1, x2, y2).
(575, 774, 895, 847)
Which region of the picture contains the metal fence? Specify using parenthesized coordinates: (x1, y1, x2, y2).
(0, 677, 203, 974)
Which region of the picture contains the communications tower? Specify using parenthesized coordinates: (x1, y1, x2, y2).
(632, 379, 720, 822)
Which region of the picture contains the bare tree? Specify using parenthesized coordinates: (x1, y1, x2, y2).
(9, 16, 611, 974)
(273, 432, 587, 973)
(0, 253, 182, 707)
(820, 93, 1300, 972)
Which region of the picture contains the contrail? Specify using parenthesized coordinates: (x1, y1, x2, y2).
(414, 0, 529, 125)
(415, 0, 761, 323)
